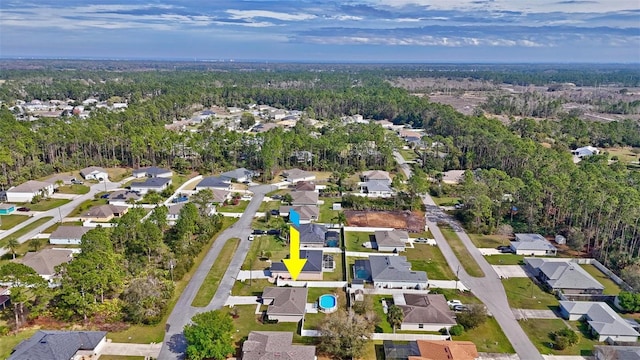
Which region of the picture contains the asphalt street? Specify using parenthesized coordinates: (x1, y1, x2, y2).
(158, 184, 275, 360)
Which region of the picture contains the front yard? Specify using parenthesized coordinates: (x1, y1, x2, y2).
(217, 200, 250, 213)
(453, 316, 515, 353)
(0, 214, 29, 230)
(241, 235, 289, 271)
(468, 233, 511, 248)
(485, 254, 525, 265)
(521, 318, 600, 356)
(22, 198, 71, 212)
(404, 244, 455, 280)
(502, 277, 559, 310)
(344, 231, 376, 252)
(55, 184, 90, 195)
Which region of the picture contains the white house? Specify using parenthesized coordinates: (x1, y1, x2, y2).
(49, 226, 92, 245)
(6, 180, 54, 203)
(572, 146, 600, 158)
(130, 177, 171, 195)
(510, 233, 557, 256)
(375, 230, 409, 252)
(80, 166, 109, 181)
(360, 181, 393, 198)
(132, 166, 173, 178)
(559, 301, 639, 342)
(282, 168, 315, 183)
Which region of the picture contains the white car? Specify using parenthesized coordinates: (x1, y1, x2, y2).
(447, 299, 462, 308)
(248, 235, 255, 241)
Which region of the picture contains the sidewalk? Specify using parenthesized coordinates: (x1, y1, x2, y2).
(236, 270, 271, 281)
(225, 296, 260, 306)
(101, 342, 162, 358)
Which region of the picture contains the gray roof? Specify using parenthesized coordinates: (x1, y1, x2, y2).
(132, 166, 172, 177)
(271, 249, 323, 273)
(297, 223, 327, 245)
(108, 190, 142, 202)
(0, 203, 15, 210)
(279, 205, 319, 221)
(511, 233, 556, 251)
(220, 167, 254, 180)
(283, 168, 314, 181)
(196, 176, 229, 189)
(242, 331, 316, 360)
(10, 330, 106, 360)
(262, 287, 308, 317)
(17, 249, 73, 276)
(369, 256, 428, 283)
(45, 174, 76, 184)
(132, 177, 171, 188)
(291, 191, 318, 205)
(364, 180, 392, 193)
(80, 166, 106, 177)
(168, 203, 185, 216)
(399, 294, 456, 326)
(560, 301, 639, 338)
(375, 230, 409, 248)
(594, 346, 640, 360)
(8, 180, 51, 193)
(50, 226, 92, 240)
(525, 258, 604, 291)
(84, 204, 126, 218)
(362, 170, 392, 182)
(294, 181, 316, 191)
(211, 189, 230, 203)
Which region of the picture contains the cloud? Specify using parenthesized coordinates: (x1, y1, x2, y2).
(226, 9, 317, 21)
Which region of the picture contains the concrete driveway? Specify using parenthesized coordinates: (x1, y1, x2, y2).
(493, 265, 530, 278)
(101, 342, 162, 358)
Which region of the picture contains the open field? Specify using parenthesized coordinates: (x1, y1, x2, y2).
(23, 198, 71, 211)
(55, 184, 90, 195)
(502, 277, 559, 310)
(106, 168, 131, 182)
(521, 318, 600, 356)
(0, 217, 53, 248)
(192, 238, 241, 307)
(485, 254, 525, 265)
(68, 198, 108, 217)
(318, 197, 341, 223)
(344, 231, 375, 252)
(440, 228, 484, 277)
(604, 146, 640, 164)
(453, 316, 515, 353)
(405, 244, 455, 280)
(345, 210, 425, 232)
(468, 233, 510, 248)
(0, 215, 29, 230)
(580, 264, 623, 295)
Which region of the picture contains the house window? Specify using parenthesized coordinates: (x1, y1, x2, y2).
(418, 324, 424, 329)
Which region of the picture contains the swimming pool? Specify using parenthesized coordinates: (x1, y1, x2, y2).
(318, 294, 338, 313)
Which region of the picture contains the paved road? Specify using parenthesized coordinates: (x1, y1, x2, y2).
(394, 151, 542, 360)
(0, 178, 128, 255)
(159, 184, 275, 360)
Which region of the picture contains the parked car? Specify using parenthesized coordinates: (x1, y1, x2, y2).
(447, 299, 462, 308)
(266, 229, 281, 236)
(17, 207, 31, 212)
(100, 194, 110, 199)
(242, 180, 251, 184)
(271, 195, 282, 200)
(454, 203, 464, 209)
(71, 179, 84, 185)
(248, 235, 255, 241)
(172, 195, 188, 203)
(452, 304, 469, 312)
(270, 209, 279, 216)
(414, 238, 429, 243)
(497, 245, 513, 253)
(252, 229, 266, 235)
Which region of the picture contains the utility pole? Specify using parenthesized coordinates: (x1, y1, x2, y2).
(455, 265, 460, 291)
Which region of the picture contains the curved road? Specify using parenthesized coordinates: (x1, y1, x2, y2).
(159, 184, 276, 360)
(394, 151, 542, 360)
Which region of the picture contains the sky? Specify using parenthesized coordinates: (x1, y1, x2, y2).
(1, 0, 639, 63)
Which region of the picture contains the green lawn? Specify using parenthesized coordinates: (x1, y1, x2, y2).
(344, 231, 375, 252)
(218, 200, 250, 213)
(0, 328, 39, 359)
(372, 295, 394, 333)
(42, 221, 83, 233)
(171, 174, 193, 189)
(55, 184, 90, 195)
(304, 288, 347, 331)
(258, 199, 281, 213)
(502, 277, 559, 309)
(399, 148, 418, 161)
(242, 235, 289, 271)
(485, 254, 525, 265)
(0, 215, 29, 230)
(580, 264, 623, 295)
(429, 288, 482, 305)
(229, 305, 300, 349)
(453, 316, 515, 353)
(408, 230, 434, 239)
(405, 244, 456, 280)
(440, 228, 485, 277)
(319, 197, 342, 223)
(468, 233, 510, 248)
(323, 255, 345, 281)
(105, 167, 131, 182)
(0, 217, 54, 249)
(24, 198, 71, 211)
(521, 318, 600, 356)
(68, 198, 108, 217)
(232, 279, 273, 296)
(108, 217, 238, 343)
(192, 238, 241, 307)
(431, 196, 461, 207)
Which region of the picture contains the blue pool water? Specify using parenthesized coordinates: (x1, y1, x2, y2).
(319, 294, 337, 311)
(325, 240, 339, 247)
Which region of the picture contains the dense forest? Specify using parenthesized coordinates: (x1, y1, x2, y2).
(0, 63, 639, 289)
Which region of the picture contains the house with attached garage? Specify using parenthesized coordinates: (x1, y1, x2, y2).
(559, 301, 639, 342)
(44, 174, 77, 187)
(297, 223, 329, 248)
(270, 249, 334, 281)
(9, 330, 107, 360)
(360, 180, 393, 198)
(79, 166, 108, 181)
(242, 331, 316, 360)
(0, 204, 15, 215)
(282, 168, 315, 184)
(132, 166, 173, 178)
(49, 226, 92, 245)
(361, 170, 392, 184)
(394, 293, 457, 331)
(510, 233, 557, 256)
(220, 167, 257, 183)
(383, 340, 479, 360)
(524, 258, 604, 295)
(130, 177, 171, 195)
(261, 287, 308, 323)
(291, 191, 319, 206)
(353, 255, 428, 289)
(375, 230, 409, 252)
(107, 190, 142, 206)
(6, 180, 54, 203)
(195, 176, 232, 191)
(16, 249, 74, 282)
(279, 205, 319, 224)
(80, 204, 128, 222)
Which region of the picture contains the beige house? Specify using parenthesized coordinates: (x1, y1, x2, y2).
(242, 331, 316, 360)
(395, 293, 457, 332)
(262, 287, 308, 323)
(80, 204, 128, 222)
(291, 191, 318, 206)
(17, 249, 74, 282)
(375, 230, 409, 252)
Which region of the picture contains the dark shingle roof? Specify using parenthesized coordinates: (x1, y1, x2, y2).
(9, 330, 106, 360)
(242, 331, 316, 360)
(196, 176, 230, 189)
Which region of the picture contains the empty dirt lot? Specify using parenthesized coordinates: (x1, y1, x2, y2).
(345, 210, 425, 232)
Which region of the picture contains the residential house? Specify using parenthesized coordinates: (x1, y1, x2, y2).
(411, 340, 479, 360)
(297, 223, 329, 248)
(291, 191, 318, 206)
(279, 205, 319, 224)
(167, 203, 184, 222)
(361, 181, 393, 198)
(44, 174, 76, 187)
(361, 170, 392, 184)
(211, 189, 231, 204)
(594, 346, 640, 360)
(282, 168, 315, 183)
(270, 249, 332, 281)
(80, 166, 108, 181)
(572, 146, 600, 158)
(353, 256, 428, 289)
(130, 177, 172, 195)
(9, 330, 107, 360)
(195, 176, 232, 191)
(49, 226, 92, 245)
(242, 331, 316, 360)
(107, 190, 142, 206)
(6, 180, 54, 203)
(559, 301, 639, 342)
(80, 204, 127, 222)
(220, 167, 256, 183)
(375, 230, 409, 252)
(510, 233, 557, 256)
(393, 293, 457, 331)
(294, 181, 316, 192)
(261, 287, 308, 322)
(132, 166, 173, 178)
(383, 340, 420, 360)
(525, 258, 604, 294)
(0, 204, 15, 215)
(17, 249, 74, 282)
(291, 151, 313, 163)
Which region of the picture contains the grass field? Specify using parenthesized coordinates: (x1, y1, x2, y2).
(485, 254, 525, 265)
(106, 168, 131, 182)
(108, 217, 237, 343)
(344, 231, 376, 252)
(0, 328, 39, 359)
(318, 197, 341, 223)
(258, 199, 281, 213)
(399, 148, 418, 161)
(431, 196, 461, 207)
(55, 184, 90, 195)
(580, 264, 623, 295)
(521, 318, 600, 356)
(217, 200, 250, 213)
(323, 255, 345, 281)
(192, 237, 241, 307)
(502, 277, 558, 309)
(42, 221, 83, 233)
(605, 146, 640, 164)
(468, 233, 510, 248)
(0, 217, 54, 249)
(405, 244, 456, 280)
(68, 198, 108, 217)
(453, 316, 515, 353)
(440, 228, 484, 277)
(0, 215, 29, 230)
(242, 235, 289, 270)
(25, 198, 71, 211)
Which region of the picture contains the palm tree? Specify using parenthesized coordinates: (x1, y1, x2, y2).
(4, 238, 20, 259)
(387, 305, 404, 333)
(333, 211, 347, 228)
(29, 238, 44, 252)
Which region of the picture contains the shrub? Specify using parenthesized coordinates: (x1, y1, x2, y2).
(449, 324, 464, 336)
(551, 327, 579, 350)
(456, 304, 488, 330)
